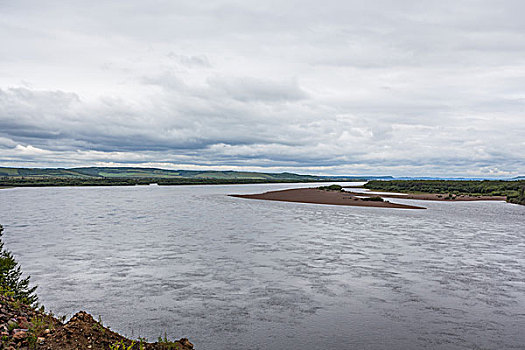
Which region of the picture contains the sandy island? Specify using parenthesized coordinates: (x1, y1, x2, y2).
(230, 188, 426, 209)
(230, 187, 507, 210)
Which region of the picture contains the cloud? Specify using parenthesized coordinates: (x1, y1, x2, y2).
(207, 77, 308, 102)
(167, 53, 212, 68)
(0, 1, 524, 176)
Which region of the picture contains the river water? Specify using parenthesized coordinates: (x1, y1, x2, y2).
(0, 183, 524, 349)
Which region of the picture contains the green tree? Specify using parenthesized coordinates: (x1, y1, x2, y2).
(0, 224, 38, 305)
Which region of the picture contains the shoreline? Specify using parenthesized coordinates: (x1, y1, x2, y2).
(230, 188, 426, 209)
(0, 295, 193, 350)
(351, 190, 507, 202)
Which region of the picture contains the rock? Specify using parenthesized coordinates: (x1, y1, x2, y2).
(12, 329, 27, 341)
(179, 338, 194, 349)
(18, 316, 30, 328)
(7, 319, 18, 329)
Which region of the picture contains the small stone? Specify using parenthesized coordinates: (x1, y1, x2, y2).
(7, 320, 18, 329)
(12, 330, 27, 341)
(37, 337, 45, 344)
(179, 338, 194, 348)
(18, 316, 30, 329)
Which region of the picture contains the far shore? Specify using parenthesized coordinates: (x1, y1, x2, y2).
(230, 188, 426, 209)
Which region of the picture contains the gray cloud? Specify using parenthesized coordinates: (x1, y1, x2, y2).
(0, 0, 524, 176)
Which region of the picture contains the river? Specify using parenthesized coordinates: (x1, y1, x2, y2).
(1, 183, 524, 349)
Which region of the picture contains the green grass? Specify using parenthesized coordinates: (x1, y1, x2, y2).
(0, 168, 20, 176)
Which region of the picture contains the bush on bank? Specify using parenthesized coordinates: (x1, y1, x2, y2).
(0, 224, 38, 306)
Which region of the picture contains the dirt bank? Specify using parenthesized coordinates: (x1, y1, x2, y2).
(0, 295, 193, 350)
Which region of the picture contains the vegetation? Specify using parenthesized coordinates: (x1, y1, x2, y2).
(0, 224, 38, 306)
(157, 333, 184, 349)
(109, 340, 137, 350)
(508, 185, 525, 205)
(318, 184, 344, 191)
(361, 196, 384, 202)
(364, 180, 525, 205)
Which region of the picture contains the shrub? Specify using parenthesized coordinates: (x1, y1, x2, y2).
(0, 224, 38, 306)
(361, 196, 384, 202)
(319, 184, 343, 191)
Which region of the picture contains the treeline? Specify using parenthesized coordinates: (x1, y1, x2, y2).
(0, 176, 347, 187)
(509, 186, 525, 205)
(365, 180, 525, 205)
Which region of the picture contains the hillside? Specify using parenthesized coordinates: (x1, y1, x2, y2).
(0, 167, 323, 181)
(0, 166, 375, 187)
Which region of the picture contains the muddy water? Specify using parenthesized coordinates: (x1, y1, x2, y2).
(1, 183, 524, 349)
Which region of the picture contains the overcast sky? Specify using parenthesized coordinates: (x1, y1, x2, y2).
(1, 0, 524, 176)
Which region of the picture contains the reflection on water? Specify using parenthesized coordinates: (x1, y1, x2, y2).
(1, 183, 524, 350)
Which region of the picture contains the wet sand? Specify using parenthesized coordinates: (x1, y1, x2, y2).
(230, 188, 426, 209)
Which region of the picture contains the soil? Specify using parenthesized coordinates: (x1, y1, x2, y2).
(0, 295, 194, 350)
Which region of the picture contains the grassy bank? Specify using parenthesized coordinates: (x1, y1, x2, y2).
(364, 180, 525, 205)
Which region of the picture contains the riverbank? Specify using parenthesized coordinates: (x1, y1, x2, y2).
(0, 294, 193, 350)
(347, 190, 507, 202)
(363, 179, 523, 205)
(230, 188, 426, 209)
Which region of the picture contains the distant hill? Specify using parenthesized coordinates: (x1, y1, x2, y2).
(2, 167, 520, 182)
(322, 175, 394, 180)
(0, 166, 379, 182)
(0, 166, 325, 181)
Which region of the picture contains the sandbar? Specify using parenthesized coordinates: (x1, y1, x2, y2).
(230, 188, 426, 209)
